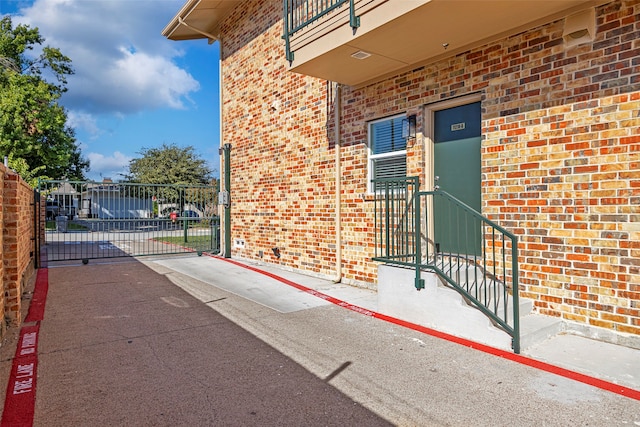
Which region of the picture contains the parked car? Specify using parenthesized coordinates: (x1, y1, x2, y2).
(46, 201, 59, 220)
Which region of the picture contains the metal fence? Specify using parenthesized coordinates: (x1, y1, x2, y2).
(38, 180, 220, 262)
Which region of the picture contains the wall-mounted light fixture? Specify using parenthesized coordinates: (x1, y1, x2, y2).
(563, 8, 595, 47)
(402, 115, 416, 139)
(272, 247, 281, 258)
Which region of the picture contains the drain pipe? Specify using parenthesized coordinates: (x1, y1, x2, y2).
(333, 82, 342, 283)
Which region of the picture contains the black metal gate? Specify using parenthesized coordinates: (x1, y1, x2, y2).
(38, 180, 220, 262)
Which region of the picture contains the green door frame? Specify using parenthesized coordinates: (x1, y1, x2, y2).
(221, 143, 232, 258)
(425, 94, 483, 255)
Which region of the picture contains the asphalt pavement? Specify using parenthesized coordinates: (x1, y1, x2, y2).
(1, 253, 639, 426)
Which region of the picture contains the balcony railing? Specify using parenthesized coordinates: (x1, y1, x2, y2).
(372, 177, 521, 353)
(283, 0, 360, 63)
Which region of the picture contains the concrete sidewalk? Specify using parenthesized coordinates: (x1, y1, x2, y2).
(156, 255, 640, 392)
(2, 254, 639, 426)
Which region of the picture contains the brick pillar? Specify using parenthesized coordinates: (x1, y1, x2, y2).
(0, 164, 5, 339)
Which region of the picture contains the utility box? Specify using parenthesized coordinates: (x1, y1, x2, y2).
(56, 215, 68, 233)
(219, 191, 229, 206)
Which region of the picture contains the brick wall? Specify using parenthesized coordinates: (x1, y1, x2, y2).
(1, 163, 37, 336)
(221, 0, 353, 281)
(220, 0, 640, 334)
(484, 93, 639, 334)
(0, 164, 4, 338)
(343, 0, 639, 334)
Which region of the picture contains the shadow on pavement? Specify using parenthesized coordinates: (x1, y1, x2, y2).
(17, 258, 392, 426)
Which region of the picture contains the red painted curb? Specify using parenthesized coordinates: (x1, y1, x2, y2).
(1, 268, 48, 426)
(210, 255, 640, 401)
(25, 269, 48, 324)
(1, 324, 40, 427)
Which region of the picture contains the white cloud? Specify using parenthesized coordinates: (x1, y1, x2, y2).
(15, 0, 200, 115)
(87, 151, 131, 179)
(67, 110, 100, 137)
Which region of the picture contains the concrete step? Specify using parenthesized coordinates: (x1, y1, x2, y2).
(434, 261, 532, 330)
(519, 314, 565, 351)
(378, 265, 513, 350)
(494, 290, 534, 328)
(435, 257, 526, 319)
(378, 264, 565, 352)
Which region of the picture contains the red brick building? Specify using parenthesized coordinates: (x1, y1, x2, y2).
(164, 0, 640, 344)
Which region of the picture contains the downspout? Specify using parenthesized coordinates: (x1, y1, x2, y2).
(333, 82, 342, 283)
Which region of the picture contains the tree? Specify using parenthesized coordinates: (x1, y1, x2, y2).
(128, 143, 215, 217)
(127, 143, 213, 185)
(5, 152, 45, 187)
(0, 16, 88, 181)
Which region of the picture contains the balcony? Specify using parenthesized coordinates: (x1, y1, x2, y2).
(162, 1, 601, 87)
(284, 0, 601, 86)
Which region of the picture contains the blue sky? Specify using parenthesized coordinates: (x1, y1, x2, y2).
(1, 0, 220, 181)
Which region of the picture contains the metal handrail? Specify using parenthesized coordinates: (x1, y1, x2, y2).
(372, 176, 424, 289)
(372, 177, 521, 353)
(283, 0, 359, 63)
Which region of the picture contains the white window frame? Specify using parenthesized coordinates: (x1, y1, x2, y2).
(367, 114, 407, 194)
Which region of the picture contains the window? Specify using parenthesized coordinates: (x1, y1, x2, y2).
(368, 114, 407, 192)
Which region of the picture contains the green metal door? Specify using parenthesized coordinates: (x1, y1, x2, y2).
(433, 102, 482, 255)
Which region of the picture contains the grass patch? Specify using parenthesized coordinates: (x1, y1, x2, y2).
(45, 221, 89, 231)
(152, 235, 216, 251)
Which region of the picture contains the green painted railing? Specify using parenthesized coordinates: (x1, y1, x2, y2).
(283, 0, 360, 63)
(372, 177, 521, 353)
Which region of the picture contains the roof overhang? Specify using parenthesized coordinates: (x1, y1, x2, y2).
(162, 0, 241, 43)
